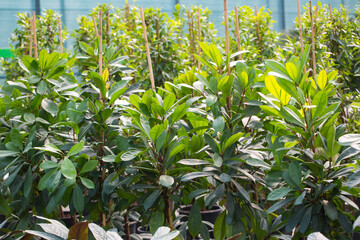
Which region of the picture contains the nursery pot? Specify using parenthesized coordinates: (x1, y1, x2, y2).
(178, 205, 221, 239)
(178, 204, 222, 224)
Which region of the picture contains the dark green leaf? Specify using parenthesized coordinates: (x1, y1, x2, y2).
(267, 187, 292, 201)
(188, 203, 202, 237)
(73, 183, 84, 213)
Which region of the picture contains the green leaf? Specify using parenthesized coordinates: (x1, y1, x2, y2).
(280, 106, 305, 128)
(0, 150, 19, 158)
(213, 116, 225, 133)
(178, 159, 210, 166)
(80, 177, 95, 189)
(188, 203, 202, 237)
(42, 99, 59, 117)
(181, 172, 212, 182)
(163, 94, 176, 111)
(312, 91, 328, 120)
(267, 197, 295, 214)
(67, 141, 84, 157)
(73, 183, 84, 213)
(159, 175, 174, 188)
(213, 153, 223, 168)
(317, 70, 327, 90)
(144, 189, 161, 211)
(347, 171, 360, 189)
(338, 134, 360, 146)
(61, 158, 77, 181)
(23, 167, 32, 200)
(108, 81, 128, 105)
(289, 161, 302, 187)
(0, 195, 11, 217)
(213, 211, 226, 240)
(47, 65, 66, 79)
(40, 161, 59, 170)
(224, 132, 243, 150)
(89, 72, 106, 99)
(24, 112, 36, 124)
(299, 206, 312, 233)
(267, 187, 292, 201)
(169, 144, 185, 158)
(79, 160, 98, 174)
(149, 211, 164, 235)
(322, 200, 338, 221)
(171, 103, 187, 123)
(150, 125, 165, 141)
(294, 191, 306, 205)
(38, 170, 56, 191)
(265, 60, 290, 79)
(121, 149, 142, 161)
(39, 49, 48, 70)
(204, 133, 220, 153)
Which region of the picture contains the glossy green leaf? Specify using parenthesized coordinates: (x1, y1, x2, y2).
(42, 99, 59, 117)
(80, 177, 95, 189)
(73, 183, 84, 213)
(61, 158, 77, 181)
(67, 141, 84, 157)
(213, 211, 226, 240)
(188, 203, 202, 237)
(267, 187, 292, 201)
(79, 160, 98, 174)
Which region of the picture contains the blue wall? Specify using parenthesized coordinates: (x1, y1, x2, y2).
(0, 0, 358, 48)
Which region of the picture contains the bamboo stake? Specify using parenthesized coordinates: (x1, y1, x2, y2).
(197, 9, 201, 69)
(329, 4, 333, 22)
(58, 17, 63, 54)
(106, 12, 110, 45)
(224, 0, 230, 75)
(32, 12, 38, 59)
(296, 0, 304, 54)
(254, 5, 261, 54)
(234, 6, 242, 60)
(309, 1, 316, 78)
(92, 15, 98, 37)
(140, 7, 156, 91)
(224, 0, 232, 119)
(187, 10, 195, 65)
(29, 17, 33, 57)
(99, 10, 103, 78)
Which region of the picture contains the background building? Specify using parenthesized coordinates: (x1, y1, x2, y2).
(0, 0, 358, 49)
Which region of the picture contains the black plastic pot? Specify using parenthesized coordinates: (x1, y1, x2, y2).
(178, 205, 222, 224)
(177, 205, 222, 239)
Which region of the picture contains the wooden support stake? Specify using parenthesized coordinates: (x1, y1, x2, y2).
(140, 7, 156, 91)
(296, 0, 304, 54)
(197, 9, 201, 69)
(309, 1, 317, 78)
(58, 17, 63, 54)
(92, 15, 98, 37)
(224, 0, 230, 75)
(32, 12, 38, 59)
(224, 0, 232, 118)
(234, 6, 242, 60)
(187, 10, 195, 65)
(254, 5, 261, 54)
(29, 17, 33, 57)
(329, 4, 333, 22)
(99, 10, 103, 77)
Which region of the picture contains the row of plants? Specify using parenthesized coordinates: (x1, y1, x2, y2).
(1, 1, 360, 240)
